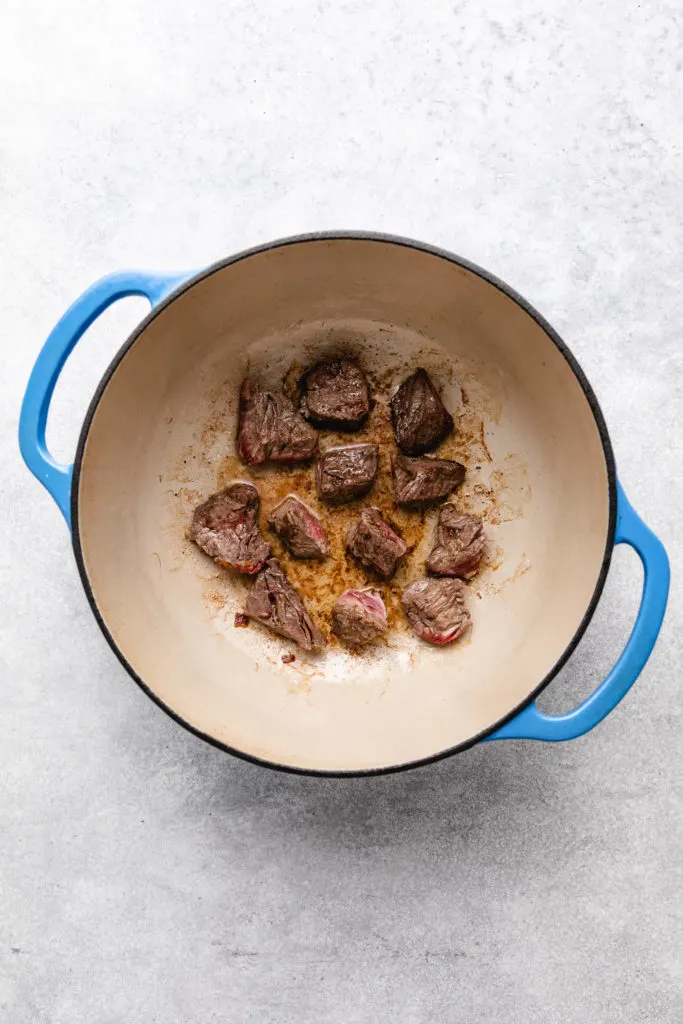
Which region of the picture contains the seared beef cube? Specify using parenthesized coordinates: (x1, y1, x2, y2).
(237, 378, 318, 466)
(392, 453, 465, 505)
(189, 482, 270, 574)
(390, 368, 454, 454)
(332, 588, 388, 648)
(427, 506, 485, 579)
(268, 495, 330, 560)
(244, 558, 326, 651)
(345, 507, 407, 579)
(401, 577, 470, 646)
(316, 444, 379, 504)
(300, 358, 371, 430)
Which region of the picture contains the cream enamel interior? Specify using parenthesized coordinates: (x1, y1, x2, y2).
(76, 239, 611, 772)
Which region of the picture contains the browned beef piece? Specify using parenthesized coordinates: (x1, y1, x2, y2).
(426, 506, 485, 579)
(268, 495, 330, 560)
(392, 453, 465, 505)
(316, 444, 379, 504)
(332, 588, 388, 648)
(189, 482, 270, 575)
(401, 577, 470, 645)
(299, 358, 371, 430)
(345, 507, 408, 579)
(390, 368, 454, 454)
(244, 558, 326, 651)
(237, 378, 318, 466)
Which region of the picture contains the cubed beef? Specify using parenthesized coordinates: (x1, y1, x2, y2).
(244, 558, 326, 651)
(237, 378, 318, 466)
(316, 444, 379, 504)
(268, 495, 330, 560)
(390, 368, 454, 454)
(401, 577, 470, 645)
(426, 506, 485, 579)
(345, 506, 408, 579)
(332, 588, 388, 648)
(299, 358, 371, 430)
(189, 482, 270, 574)
(392, 453, 465, 505)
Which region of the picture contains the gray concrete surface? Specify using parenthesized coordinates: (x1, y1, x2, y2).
(1, 1, 682, 1021)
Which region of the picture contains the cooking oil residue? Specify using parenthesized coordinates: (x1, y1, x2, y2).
(458, 453, 531, 525)
(471, 553, 532, 600)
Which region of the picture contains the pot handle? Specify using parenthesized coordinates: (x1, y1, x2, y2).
(486, 481, 669, 742)
(19, 270, 192, 527)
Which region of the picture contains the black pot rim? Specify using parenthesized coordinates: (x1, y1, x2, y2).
(71, 231, 618, 777)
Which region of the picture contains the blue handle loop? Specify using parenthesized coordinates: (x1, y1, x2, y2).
(488, 481, 670, 741)
(19, 270, 192, 527)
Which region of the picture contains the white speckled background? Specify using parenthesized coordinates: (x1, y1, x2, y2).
(1, 1, 681, 1021)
